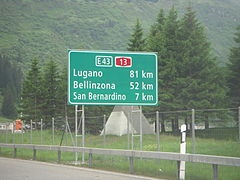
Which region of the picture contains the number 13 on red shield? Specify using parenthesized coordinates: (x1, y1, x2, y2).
(115, 57, 132, 67)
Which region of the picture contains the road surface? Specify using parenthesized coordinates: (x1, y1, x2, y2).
(0, 157, 164, 180)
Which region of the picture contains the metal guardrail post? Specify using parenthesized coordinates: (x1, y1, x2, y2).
(213, 164, 218, 180)
(13, 147, 17, 158)
(129, 156, 134, 174)
(58, 150, 61, 163)
(177, 161, 180, 180)
(88, 152, 93, 168)
(33, 148, 36, 160)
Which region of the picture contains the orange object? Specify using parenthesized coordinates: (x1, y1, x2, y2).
(15, 120, 22, 130)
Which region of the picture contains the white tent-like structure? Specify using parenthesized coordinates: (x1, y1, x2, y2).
(101, 106, 154, 136)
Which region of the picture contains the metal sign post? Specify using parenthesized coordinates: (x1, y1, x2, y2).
(68, 50, 158, 164)
(75, 105, 78, 164)
(156, 111, 160, 151)
(131, 106, 143, 152)
(75, 105, 85, 164)
(140, 106, 143, 152)
(81, 105, 85, 163)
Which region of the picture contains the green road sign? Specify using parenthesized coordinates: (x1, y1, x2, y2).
(68, 50, 158, 106)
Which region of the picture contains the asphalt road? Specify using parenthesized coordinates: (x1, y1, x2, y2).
(0, 157, 164, 180)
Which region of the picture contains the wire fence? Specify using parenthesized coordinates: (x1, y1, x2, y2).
(0, 107, 239, 154)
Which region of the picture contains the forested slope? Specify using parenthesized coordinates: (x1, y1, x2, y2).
(0, 0, 239, 66)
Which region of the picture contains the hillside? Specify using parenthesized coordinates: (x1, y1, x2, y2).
(0, 0, 239, 66)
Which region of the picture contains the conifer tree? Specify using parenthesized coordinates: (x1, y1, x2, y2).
(1, 85, 17, 119)
(177, 6, 226, 109)
(21, 58, 43, 122)
(147, 9, 165, 52)
(127, 19, 146, 51)
(159, 7, 180, 110)
(41, 59, 59, 121)
(148, 7, 180, 111)
(227, 25, 240, 107)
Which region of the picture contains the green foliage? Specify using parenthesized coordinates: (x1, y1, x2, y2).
(1, 85, 17, 119)
(227, 25, 240, 107)
(0, 55, 22, 118)
(0, 0, 239, 65)
(20, 58, 43, 122)
(158, 7, 181, 111)
(0, 55, 22, 97)
(147, 9, 165, 52)
(176, 7, 227, 109)
(127, 19, 146, 51)
(0, 116, 12, 123)
(1, 133, 240, 179)
(41, 59, 60, 120)
(148, 7, 227, 112)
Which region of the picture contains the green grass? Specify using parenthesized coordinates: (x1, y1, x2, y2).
(0, 116, 12, 123)
(0, 130, 240, 180)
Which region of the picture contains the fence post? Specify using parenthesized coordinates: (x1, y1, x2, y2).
(212, 164, 218, 180)
(41, 119, 43, 144)
(5, 125, 8, 143)
(191, 109, 196, 154)
(21, 121, 24, 144)
(30, 120, 33, 144)
(103, 114, 106, 148)
(156, 111, 160, 151)
(238, 107, 240, 143)
(52, 117, 55, 145)
(13, 123, 15, 144)
(127, 112, 130, 150)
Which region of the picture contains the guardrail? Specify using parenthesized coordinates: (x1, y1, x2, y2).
(0, 143, 240, 180)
